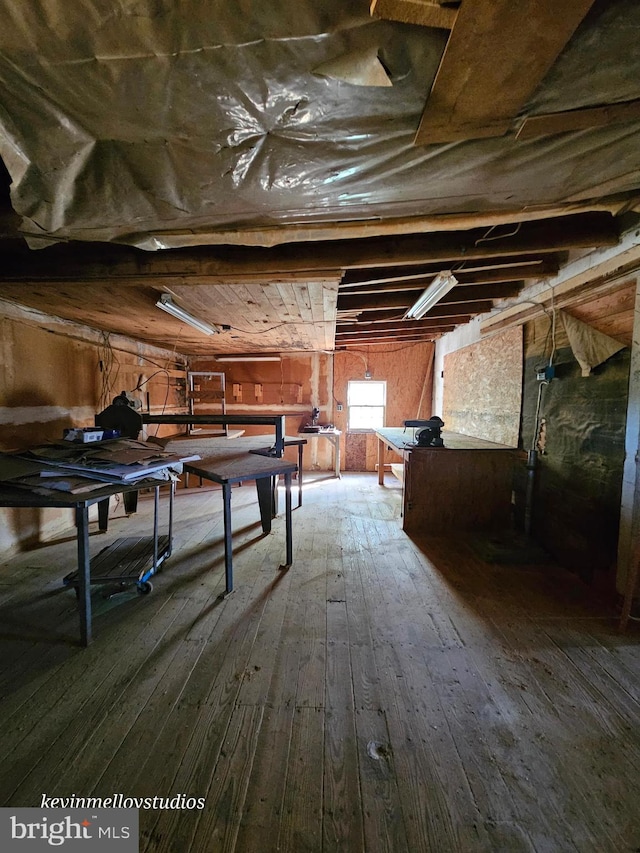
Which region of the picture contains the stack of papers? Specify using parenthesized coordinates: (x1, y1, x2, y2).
(0, 439, 200, 493)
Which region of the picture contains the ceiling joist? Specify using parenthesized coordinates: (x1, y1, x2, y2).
(336, 333, 445, 345)
(338, 308, 473, 324)
(517, 98, 640, 140)
(337, 317, 462, 335)
(341, 258, 560, 290)
(370, 0, 457, 30)
(339, 280, 523, 299)
(0, 213, 616, 282)
(338, 291, 497, 313)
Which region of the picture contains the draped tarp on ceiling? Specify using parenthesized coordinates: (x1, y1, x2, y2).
(0, 0, 639, 249)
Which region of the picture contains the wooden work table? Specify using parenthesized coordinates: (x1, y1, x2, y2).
(297, 428, 341, 478)
(149, 433, 307, 505)
(375, 427, 520, 534)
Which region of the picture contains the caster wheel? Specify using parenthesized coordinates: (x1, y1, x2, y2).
(137, 581, 153, 595)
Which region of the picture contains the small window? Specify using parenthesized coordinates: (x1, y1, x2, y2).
(347, 380, 386, 432)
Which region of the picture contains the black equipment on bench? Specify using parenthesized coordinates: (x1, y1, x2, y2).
(415, 416, 445, 447)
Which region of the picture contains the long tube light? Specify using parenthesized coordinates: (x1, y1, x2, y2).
(155, 293, 219, 335)
(215, 355, 281, 362)
(404, 272, 458, 320)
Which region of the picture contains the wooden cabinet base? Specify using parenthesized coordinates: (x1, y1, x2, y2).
(403, 447, 516, 534)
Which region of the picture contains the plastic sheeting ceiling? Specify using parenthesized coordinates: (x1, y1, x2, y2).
(0, 0, 639, 249)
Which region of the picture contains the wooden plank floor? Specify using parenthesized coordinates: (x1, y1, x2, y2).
(0, 473, 639, 852)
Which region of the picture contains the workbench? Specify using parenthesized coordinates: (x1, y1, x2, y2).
(149, 432, 307, 506)
(375, 427, 519, 534)
(297, 428, 342, 478)
(183, 448, 298, 597)
(143, 413, 287, 453)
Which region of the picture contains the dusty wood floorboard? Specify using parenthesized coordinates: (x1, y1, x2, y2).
(0, 592, 187, 801)
(136, 549, 276, 850)
(324, 595, 364, 852)
(344, 530, 412, 850)
(277, 706, 324, 852)
(0, 474, 639, 852)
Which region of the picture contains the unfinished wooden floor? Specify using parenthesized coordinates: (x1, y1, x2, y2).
(0, 473, 638, 852)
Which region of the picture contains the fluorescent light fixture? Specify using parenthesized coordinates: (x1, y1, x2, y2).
(215, 354, 281, 362)
(155, 293, 219, 335)
(404, 272, 458, 320)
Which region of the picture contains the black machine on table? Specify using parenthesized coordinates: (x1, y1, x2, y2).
(404, 416, 445, 447)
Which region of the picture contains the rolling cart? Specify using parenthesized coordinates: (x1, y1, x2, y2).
(63, 481, 175, 597)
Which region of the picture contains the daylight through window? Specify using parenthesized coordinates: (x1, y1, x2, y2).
(347, 380, 386, 431)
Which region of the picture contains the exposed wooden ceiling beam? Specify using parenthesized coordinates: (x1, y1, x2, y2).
(370, 0, 457, 29)
(337, 308, 472, 324)
(440, 282, 521, 303)
(415, 0, 597, 145)
(337, 318, 461, 335)
(0, 213, 617, 280)
(339, 281, 522, 299)
(336, 332, 445, 345)
(338, 291, 494, 313)
(341, 258, 559, 289)
(517, 99, 640, 140)
(35, 199, 628, 249)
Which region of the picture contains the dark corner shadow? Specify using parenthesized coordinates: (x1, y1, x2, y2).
(0, 610, 83, 696)
(0, 584, 89, 649)
(404, 526, 625, 638)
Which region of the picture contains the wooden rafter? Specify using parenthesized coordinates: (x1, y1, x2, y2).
(0, 214, 617, 281)
(341, 258, 559, 289)
(339, 281, 522, 299)
(338, 308, 471, 324)
(370, 0, 457, 29)
(337, 291, 494, 313)
(337, 318, 461, 335)
(336, 332, 446, 345)
(517, 98, 640, 140)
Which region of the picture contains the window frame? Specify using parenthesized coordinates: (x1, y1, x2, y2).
(347, 380, 387, 433)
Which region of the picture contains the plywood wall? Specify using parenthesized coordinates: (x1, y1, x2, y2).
(0, 302, 187, 553)
(333, 343, 435, 471)
(443, 326, 522, 446)
(190, 352, 335, 470)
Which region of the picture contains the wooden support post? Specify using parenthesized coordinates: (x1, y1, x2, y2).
(617, 273, 640, 629)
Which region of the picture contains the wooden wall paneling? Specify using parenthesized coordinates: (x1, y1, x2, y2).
(0, 309, 186, 552)
(562, 278, 635, 348)
(190, 353, 336, 471)
(333, 344, 434, 471)
(443, 327, 522, 446)
(345, 434, 368, 472)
